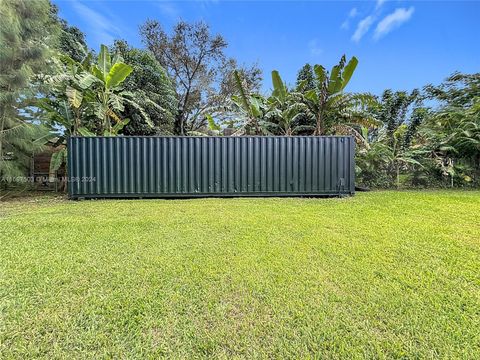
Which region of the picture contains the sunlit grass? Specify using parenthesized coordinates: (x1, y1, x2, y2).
(1, 191, 479, 358)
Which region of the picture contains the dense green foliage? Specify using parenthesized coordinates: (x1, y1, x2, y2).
(296, 63, 316, 92)
(112, 40, 177, 135)
(0, 0, 53, 179)
(422, 73, 480, 185)
(356, 75, 480, 188)
(50, 4, 88, 62)
(0, 0, 478, 190)
(1, 191, 479, 357)
(356, 89, 428, 188)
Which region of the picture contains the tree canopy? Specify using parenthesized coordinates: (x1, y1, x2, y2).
(0, 3, 478, 190)
(0, 0, 54, 179)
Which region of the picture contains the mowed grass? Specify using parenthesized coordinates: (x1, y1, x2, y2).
(1, 191, 479, 358)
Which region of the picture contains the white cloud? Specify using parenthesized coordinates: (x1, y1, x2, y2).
(71, 0, 121, 46)
(374, 7, 415, 40)
(155, 1, 180, 20)
(351, 16, 374, 43)
(376, 0, 386, 10)
(341, 7, 358, 30)
(308, 39, 323, 56)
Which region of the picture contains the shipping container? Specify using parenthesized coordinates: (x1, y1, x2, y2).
(68, 136, 355, 199)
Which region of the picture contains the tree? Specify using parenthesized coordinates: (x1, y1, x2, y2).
(0, 0, 54, 180)
(140, 20, 225, 135)
(296, 63, 315, 92)
(50, 4, 88, 62)
(40, 53, 95, 136)
(293, 64, 317, 131)
(39, 44, 153, 175)
(230, 70, 266, 135)
(356, 124, 427, 188)
(140, 20, 262, 134)
(112, 40, 177, 135)
(76, 45, 148, 135)
(425, 72, 480, 109)
(375, 89, 423, 147)
(308, 55, 357, 135)
(390, 124, 425, 188)
(301, 55, 376, 141)
(265, 71, 314, 135)
(420, 77, 480, 186)
(39, 54, 97, 175)
(207, 58, 262, 130)
(359, 89, 428, 187)
(424, 73, 480, 161)
(420, 111, 473, 187)
(404, 107, 427, 148)
(355, 141, 393, 188)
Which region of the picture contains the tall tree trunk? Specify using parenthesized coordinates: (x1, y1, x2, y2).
(396, 163, 400, 189)
(0, 112, 4, 167)
(314, 111, 324, 136)
(252, 117, 261, 135)
(175, 113, 184, 135)
(0, 88, 8, 168)
(451, 158, 454, 188)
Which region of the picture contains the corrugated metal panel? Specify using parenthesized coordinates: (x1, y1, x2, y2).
(68, 136, 355, 198)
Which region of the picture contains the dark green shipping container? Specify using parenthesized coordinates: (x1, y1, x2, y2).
(68, 136, 355, 199)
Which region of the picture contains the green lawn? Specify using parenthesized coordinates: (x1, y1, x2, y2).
(1, 191, 479, 358)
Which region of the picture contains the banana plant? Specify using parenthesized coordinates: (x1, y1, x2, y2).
(40, 46, 140, 176)
(77, 44, 150, 135)
(39, 95, 95, 175)
(231, 70, 266, 135)
(265, 70, 315, 135)
(42, 54, 95, 136)
(303, 55, 374, 135)
(39, 54, 97, 175)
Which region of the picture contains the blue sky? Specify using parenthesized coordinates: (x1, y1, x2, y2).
(55, 0, 479, 95)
